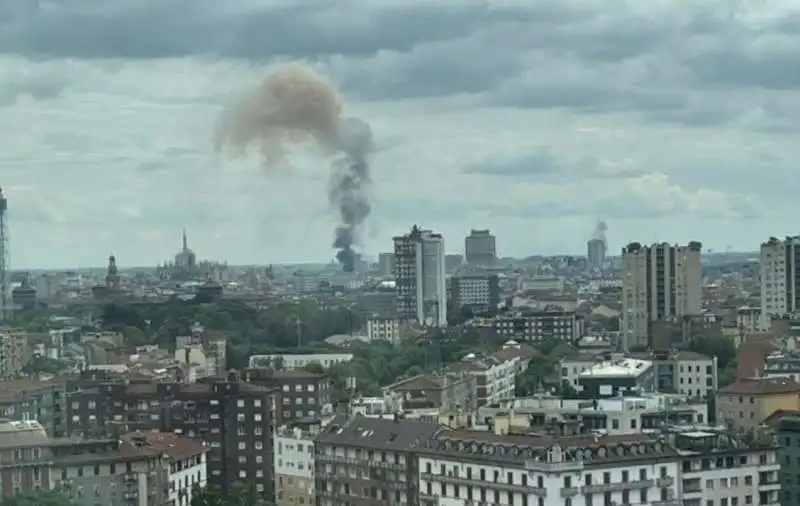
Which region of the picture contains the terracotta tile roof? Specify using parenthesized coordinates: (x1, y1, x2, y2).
(719, 378, 800, 395)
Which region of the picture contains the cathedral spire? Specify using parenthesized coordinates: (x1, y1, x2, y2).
(182, 228, 188, 252)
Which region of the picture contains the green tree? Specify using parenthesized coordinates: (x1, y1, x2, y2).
(191, 484, 270, 506)
(22, 356, 68, 375)
(0, 489, 78, 506)
(303, 363, 325, 374)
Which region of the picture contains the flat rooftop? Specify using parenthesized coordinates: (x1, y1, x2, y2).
(580, 358, 653, 378)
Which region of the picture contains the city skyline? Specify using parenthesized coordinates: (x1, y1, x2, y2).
(2, 1, 797, 268)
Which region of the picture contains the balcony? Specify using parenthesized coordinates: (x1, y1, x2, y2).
(652, 501, 679, 506)
(561, 487, 579, 498)
(420, 473, 546, 497)
(657, 477, 675, 487)
(582, 479, 654, 494)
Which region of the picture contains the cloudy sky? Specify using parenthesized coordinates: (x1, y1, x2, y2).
(1, 0, 797, 268)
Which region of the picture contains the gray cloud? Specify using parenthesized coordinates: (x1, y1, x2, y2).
(0, 1, 575, 60)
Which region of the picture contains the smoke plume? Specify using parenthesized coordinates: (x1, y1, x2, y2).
(593, 219, 608, 243)
(213, 63, 373, 272)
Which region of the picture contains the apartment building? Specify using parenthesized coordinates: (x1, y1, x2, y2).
(621, 242, 702, 348)
(717, 377, 800, 431)
(673, 426, 780, 506)
(467, 311, 584, 342)
(0, 420, 207, 506)
(64, 371, 276, 496)
(249, 353, 353, 371)
(0, 377, 66, 436)
(447, 342, 536, 407)
(275, 419, 324, 506)
(246, 368, 332, 424)
(449, 275, 500, 312)
(760, 235, 800, 327)
(464, 229, 497, 267)
(314, 416, 441, 506)
(366, 317, 401, 344)
(578, 358, 656, 398)
(394, 226, 447, 327)
(383, 372, 477, 414)
(0, 328, 31, 378)
(484, 395, 706, 435)
(419, 429, 680, 506)
(776, 415, 800, 505)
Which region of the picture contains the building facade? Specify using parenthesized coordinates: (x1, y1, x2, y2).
(673, 426, 780, 506)
(64, 371, 276, 497)
(760, 236, 800, 328)
(464, 229, 497, 267)
(394, 226, 447, 327)
(621, 242, 702, 349)
(275, 421, 320, 506)
(587, 238, 606, 269)
(366, 317, 401, 344)
(717, 377, 800, 431)
(449, 275, 500, 313)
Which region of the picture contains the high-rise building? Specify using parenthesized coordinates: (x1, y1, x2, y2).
(464, 229, 496, 266)
(587, 237, 606, 268)
(621, 242, 702, 349)
(377, 252, 395, 277)
(760, 236, 800, 328)
(393, 226, 447, 326)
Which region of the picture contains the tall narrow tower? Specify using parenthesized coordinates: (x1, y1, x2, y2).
(0, 188, 9, 321)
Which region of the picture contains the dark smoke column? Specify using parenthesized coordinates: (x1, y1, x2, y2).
(211, 63, 376, 272)
(331, 118, 373, 272)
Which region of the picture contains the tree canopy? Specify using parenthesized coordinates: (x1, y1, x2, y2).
(0, 490, 78, 506)
(191, 485, 270, 506)
(100, 298, 364, 369)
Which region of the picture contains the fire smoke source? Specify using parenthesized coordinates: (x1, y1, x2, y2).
(213, 63, 374, 272)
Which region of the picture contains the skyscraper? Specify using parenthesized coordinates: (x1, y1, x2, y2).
(465, 229, 497, 266)
(760, 236, 800, 328)
(393, 226, 447, 326)
(621, 242, 702, 349)
(587, 238, 606, 269)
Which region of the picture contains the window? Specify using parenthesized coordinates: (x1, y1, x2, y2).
(237, 399, 245, 408)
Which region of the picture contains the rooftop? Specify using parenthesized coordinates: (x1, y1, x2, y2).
(316, 415, 440, 451)
(424, 430, 676, 465)
(119, 431, 206, 460)
(719, 377, 800, 395)
(579, 358, 653, 378)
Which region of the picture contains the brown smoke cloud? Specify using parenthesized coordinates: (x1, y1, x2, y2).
(213, 63, 373, 272)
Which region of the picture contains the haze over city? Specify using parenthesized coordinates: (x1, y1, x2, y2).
(1, 1, 796, 268)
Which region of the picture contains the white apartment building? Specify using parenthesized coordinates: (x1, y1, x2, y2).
(621, 242, 702, 349)
(275, 423, 319, 506)
(675, 351, 718, 398)
(394, 226, 448, 327)
(493, 395, 708, 435)
(166, 438, 208, 506)
(760, 236, 800, 328)
(674, 427, 780, 506)
(736, 306, 762, 332)
(418, 428, 681, 506)
(248, 353, 353, 370)
(366, 317, 401, 344)
(449, 341, 536, 406)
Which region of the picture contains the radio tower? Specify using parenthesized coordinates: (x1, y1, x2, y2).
(0, 187, 8, 321)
